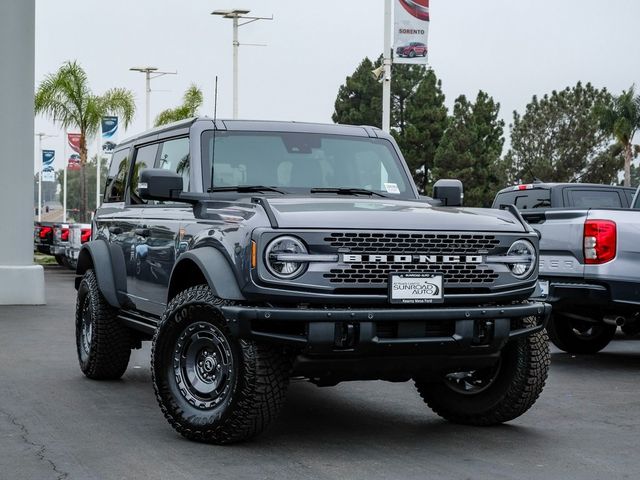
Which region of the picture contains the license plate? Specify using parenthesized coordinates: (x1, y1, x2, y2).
(389, 273, 444, 304)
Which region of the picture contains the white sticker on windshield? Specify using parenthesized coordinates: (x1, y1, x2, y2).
(384, 182, 400, 194)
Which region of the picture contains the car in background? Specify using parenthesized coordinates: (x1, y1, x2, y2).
(64, 223, 91, 270)
(34, 222, 55, 255)
(493, 182, 640, 353)
(52, 224, 71, 267)
(396, 42, 427, 58)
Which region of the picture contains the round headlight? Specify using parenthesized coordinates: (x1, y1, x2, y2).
(265, 236, 308, 279)
(507, 239, 536, 279)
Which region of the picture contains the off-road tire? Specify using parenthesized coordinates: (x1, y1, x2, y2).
(55, 254, 66, 266)
(415, 317, 550, 425)
(547, 313, 616, 354)
(151, 285, 291, 444)
(75, 269, 131, 379)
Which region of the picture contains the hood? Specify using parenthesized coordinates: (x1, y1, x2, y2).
(264, 197, 526, 232)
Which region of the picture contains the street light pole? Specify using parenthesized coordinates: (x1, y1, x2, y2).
(382, 0, 392, 133)
(212, 9, 273, 119)
(232, 15, 239, 119)
(129, 66, 177, 129)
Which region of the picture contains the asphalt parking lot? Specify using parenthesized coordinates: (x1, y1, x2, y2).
(1, 267, 640, 480)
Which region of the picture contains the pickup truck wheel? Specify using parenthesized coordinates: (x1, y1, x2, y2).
(75, 269, 132, 379)
(54, 254, 65, 266)
(151, 285, 291, 444)
(547, 314, 616, 354)
(414, 318, 550, 425)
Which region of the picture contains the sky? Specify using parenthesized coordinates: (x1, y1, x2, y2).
(34, 0, 640, 172)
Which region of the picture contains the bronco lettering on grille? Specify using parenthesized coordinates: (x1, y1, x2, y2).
(341, 254, 483, 264)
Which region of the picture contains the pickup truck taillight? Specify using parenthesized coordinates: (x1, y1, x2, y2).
(61, 228, 69, 242)
(584, 219, 616, 264)
(80, 228, 91, 243)
(39, 226, 52, 239)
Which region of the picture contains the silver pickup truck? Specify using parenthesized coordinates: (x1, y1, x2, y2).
(493, 183, 640, 353)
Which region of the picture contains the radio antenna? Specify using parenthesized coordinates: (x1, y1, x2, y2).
(209, 76, 219, 192)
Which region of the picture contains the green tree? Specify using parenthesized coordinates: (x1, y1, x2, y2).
(391, 63, 427, 132)
(57, 155, 108, 221)
(35, 60, 135, 221)
(433, 91, 505, 207)
(332, 57, 382, 128)
(332, 57, 427, 135)
(395, 69, 448, 193)
(504, 82, 614, 184)
(154, 84, 204, 127)
(595, 85, 640, 186)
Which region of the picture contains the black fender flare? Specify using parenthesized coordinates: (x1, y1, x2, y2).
(167, 248, 246, 303)
(75, 239, 128, 308)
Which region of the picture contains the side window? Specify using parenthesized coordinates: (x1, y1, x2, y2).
(568, 190, 622, 208)
(156, 137, 190, 191)
(129, 143, 159, 205)
(103, 148, 130, 203)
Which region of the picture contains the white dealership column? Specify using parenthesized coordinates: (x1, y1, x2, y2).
(0, 0, 45, 305)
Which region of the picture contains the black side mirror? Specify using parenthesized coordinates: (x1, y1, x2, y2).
(432, 179, 463, 207)
(138, 168, 184, 202)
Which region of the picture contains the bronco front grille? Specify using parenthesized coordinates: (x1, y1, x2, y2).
(323, 262, 499, 285)
(323, 232, 500, 255)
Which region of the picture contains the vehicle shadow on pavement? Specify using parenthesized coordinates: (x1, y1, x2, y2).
(257, 380, 548, 448)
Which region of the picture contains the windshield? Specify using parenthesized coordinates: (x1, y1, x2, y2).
(201, 131, 414, 198)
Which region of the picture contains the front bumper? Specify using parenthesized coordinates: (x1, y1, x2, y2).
(221, 301, 551, 355)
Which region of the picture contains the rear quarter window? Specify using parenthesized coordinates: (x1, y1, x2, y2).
(566, 190, 623, 208)
(492, 189, 551, 209)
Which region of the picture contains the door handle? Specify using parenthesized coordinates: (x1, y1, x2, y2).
(134, 228, 151, 237)
(108, 226, 122, 235)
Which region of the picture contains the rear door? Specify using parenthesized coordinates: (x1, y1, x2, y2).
(119, 142, 159, 311)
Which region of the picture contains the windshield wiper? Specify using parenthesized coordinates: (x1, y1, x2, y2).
(207, 185, 285, 194)
(309, 187, 387, 198)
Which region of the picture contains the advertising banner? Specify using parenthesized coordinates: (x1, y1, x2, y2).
(101, 116, 118, 153)
(42, 150, 56, 182)
(393, 0, 430, 64)
(67, 133, 81, 170)
(67, 133, 81, 153)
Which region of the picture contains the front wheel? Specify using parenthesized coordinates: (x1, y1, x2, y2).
(151, 285, 291, 444)
(415, 318, 550, 425)
(547, 313, 616, 354)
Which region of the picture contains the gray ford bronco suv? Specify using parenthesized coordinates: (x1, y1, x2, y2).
(75, 118, 550, 444)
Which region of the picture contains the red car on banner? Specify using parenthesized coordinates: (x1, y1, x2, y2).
(68, 153, 81, 171)
(399, 0, 429, 22)
(396, 42, 427, 58)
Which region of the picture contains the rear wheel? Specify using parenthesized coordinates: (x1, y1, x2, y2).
(55, 254, 65, 266)
(75, 269, 131, 379)
(151, 285, 291, 444)
(415, 318, 550, 425)
(547, 313, 616, 354)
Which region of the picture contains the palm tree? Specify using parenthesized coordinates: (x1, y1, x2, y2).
(596, 85, 640, 187)
(154, 84, 203, 127)
(35, 60, 135, 221)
